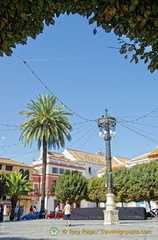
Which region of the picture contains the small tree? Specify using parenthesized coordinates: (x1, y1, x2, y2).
(5, 171, 33, 220)
(112, 167, 130, 205)
(55, 171, 87, 204)
(87, 176, 106, 207)
(127, 161, 158, 208)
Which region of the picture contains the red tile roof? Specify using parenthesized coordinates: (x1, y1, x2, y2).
(148, 147, 158, 158)
(0, 158, 33, 168)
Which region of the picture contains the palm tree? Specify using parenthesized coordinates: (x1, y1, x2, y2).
(5, 171, 33, 220)
(19, 94, 73, 212)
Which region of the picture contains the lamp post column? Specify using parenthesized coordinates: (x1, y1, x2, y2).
(104, 119, 113, 194)
(98, 110, 119, 225)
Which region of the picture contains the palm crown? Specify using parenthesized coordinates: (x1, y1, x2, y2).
(19, 94, 73, 149)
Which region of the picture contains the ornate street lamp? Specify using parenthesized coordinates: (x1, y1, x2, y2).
(98, 109, 119, 224)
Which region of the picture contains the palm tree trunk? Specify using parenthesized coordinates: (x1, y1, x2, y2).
(40, 136, 47, 212)
(10, 196, 18, 221)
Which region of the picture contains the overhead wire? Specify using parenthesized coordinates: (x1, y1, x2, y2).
(117, 121, 158, 144)
(0, 128, 19, 132)
(116, 115, 158, 119)
(72, 120, 97, 126)
(71, 126, 94, 137)
(0, 123, 18, 127)
(67, 124, 97, 148)
(14, 55, 96, 123)
(116, 107, 158, 123)
(0, 142, 24, 148)
(71, 121, 95, 135)
(118, 122, 158, 138)
(126, 121, 158, 129)
(15, 55, 158, 125)
(79, 126, 98, 151)
(7, 149, 38, 159)
(0, 61, 22, 71)
(3, 55, 158, 155)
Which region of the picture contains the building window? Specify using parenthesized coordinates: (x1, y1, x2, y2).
(24, 170, 29, 180)
(88, 167, 91, 174)
(65, 169, 70, 173)
(6, 165, 13, 171)
(52, 181, 56, 193)
(59, 168, 64, 174)
(52, 167, 58, 174)
(0, 164, 2, 170)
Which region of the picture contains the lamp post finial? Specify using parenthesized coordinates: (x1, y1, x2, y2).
(105, 108, 108, 117)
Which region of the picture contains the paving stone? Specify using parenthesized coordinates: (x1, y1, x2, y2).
(0, 218, 158, 240)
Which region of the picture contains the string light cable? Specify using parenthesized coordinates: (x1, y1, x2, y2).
(8, 149, 38, 160)
(124, 121, 158, 129)
(117, 120, 158, 138)
(0, 128, 19, 132)
(72, 120, 96, 126)
(0, 123, 18, 128)
(0, 142, 24, 148)
(14, 55, 96, 123)
(79, 126, 98, 151)
(116, 107, 158, 123)
(71, 121, 95, 136)
(67, 124, 97, 148)
(117, 121, 158, 144)
(14, 55, 158, 125)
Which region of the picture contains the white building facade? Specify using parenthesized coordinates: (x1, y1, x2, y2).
(32, 149, 106, 212)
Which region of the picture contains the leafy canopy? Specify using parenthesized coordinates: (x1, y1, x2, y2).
(126, 161, 158, 203)
(0, 0, 158, 72)
(5, 171, 33, 198)
(112, 161, 158, 204)
(55, 171, 87, 204)
(112, 167, 130, 203)
(87, 176, 106, 205)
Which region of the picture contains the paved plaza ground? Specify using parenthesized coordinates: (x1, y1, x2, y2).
(0, 217, 158, 240)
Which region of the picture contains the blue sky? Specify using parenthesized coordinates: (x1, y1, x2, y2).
(1, 14, 158, 166)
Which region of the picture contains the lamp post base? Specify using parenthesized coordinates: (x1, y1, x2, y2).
(103, 193, 119, 225)
(103, 209, 119, 225)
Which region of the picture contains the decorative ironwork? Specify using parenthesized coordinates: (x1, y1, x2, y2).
(98, 109, 116, 194)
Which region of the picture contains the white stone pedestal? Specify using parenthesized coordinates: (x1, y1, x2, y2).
(103, 193, 119, 225)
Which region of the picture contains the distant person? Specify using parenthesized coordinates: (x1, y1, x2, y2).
(62, 201, 72, 226)
(0, 205, 4, 222)
(30, 206, 33, 214)
(14, 206, 19, 220)
(17, 206, 23, 220)
(55, 205, 59, 219)
(33, 206, 37, 212)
